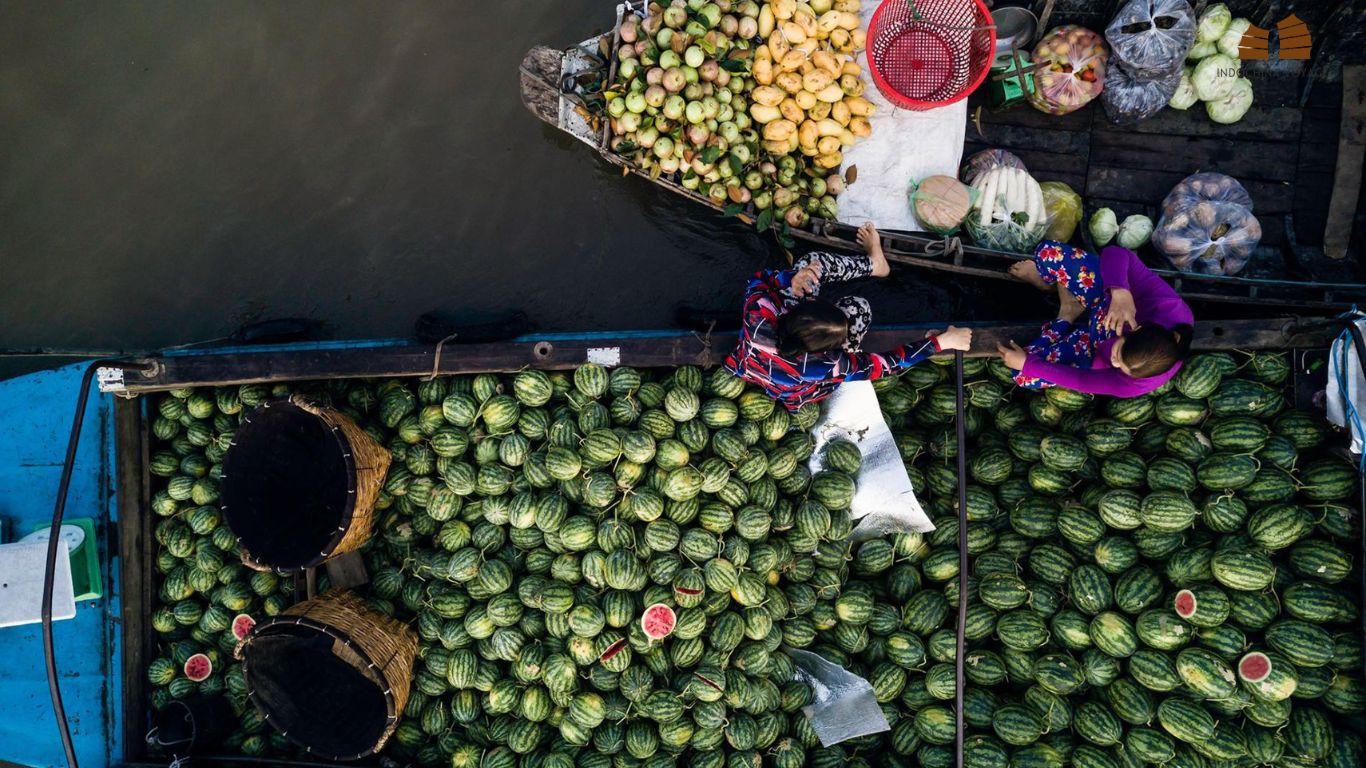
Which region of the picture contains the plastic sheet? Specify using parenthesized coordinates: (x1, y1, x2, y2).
(806, 380, 935, 541)
(1102, 61, 1182, 125)
(787, 648, 891, 747)
(1105, 0, 1197, 77)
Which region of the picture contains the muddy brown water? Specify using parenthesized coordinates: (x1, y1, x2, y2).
(0, 1, 985, 380)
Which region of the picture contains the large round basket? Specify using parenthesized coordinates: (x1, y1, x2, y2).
(221, 396, 390, 572)
(867, 0, 996, 110)
(234, 589, 417, 760)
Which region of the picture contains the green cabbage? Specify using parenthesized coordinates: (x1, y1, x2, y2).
(1196, 3, 1231, 44)
(1193, 54, 1238, 101)
(1089, 208, 1118, 247)
(1169, 67, 1199, 110)
(1117, 215, 1155, 251)
(1206, 77, 1254, 124)
(1217, 18, 1250, 57)
(1187, 41, 1217, 60)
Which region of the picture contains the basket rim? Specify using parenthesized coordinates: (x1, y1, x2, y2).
(237, 611, 400, 760)
(866, 0, 997, 110)
(221, 398, 359, 573)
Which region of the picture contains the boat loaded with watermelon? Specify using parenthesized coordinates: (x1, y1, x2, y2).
(521, 1, 1366, 310)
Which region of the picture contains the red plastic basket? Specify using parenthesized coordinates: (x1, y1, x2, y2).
(867, 0, 996, 111)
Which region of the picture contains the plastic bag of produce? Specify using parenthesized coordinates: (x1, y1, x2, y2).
(1105, 0, 1196, 77)
(966, 166, 1051, 252)
(960, 148, 1026, 186)
(1102, 61, 1182, 125)
(807, 380, 935, 540)
(1153, 199, 1261, 275)
(1040, 181, 1083, 242)
(908, 175, 975, 236)
(1161, 171, 1254, 210)
(1028, 25, 1109, 115)
(787, 648, 891, 747)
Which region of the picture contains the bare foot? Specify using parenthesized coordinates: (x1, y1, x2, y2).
(1056, 282, 1084, 323)
(1009, 260, 1049, 291)
(858, 222, 890, 277)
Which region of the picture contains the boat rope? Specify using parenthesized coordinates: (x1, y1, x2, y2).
(424, 333, 460, 381)
(953, 350, 969, 768)
(923, 235, 964, 263)
(691, 320, 716, 356)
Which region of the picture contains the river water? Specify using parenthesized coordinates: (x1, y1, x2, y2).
(1, 1, 978, 377)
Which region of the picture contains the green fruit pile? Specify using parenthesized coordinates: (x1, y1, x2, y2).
(145, 384, 299, 757)
(142, 350, 1365, 767)
(868, 351, 1365, 768)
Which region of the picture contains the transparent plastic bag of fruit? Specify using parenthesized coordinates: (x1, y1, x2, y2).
(908, 175, 978, 236)
(1102, 61, 1182, 125)
(1153, 199, 1261, 275)
(1028, 25, 1109, 116)
(787, 648, 891, 747)
(807, 380, 935, 542)
(1105, 0, 1197, 76)
(1161, 171, 1254, 211)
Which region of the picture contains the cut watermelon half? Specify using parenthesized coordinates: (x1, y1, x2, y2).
(598, 638, 628, 662)
(1238, 651, 1272, 683)
(1173, 589, 1198, 620)
(231, 614, 256, 641)
(183, 653, 213, 682)
(641, 603, 677, 641)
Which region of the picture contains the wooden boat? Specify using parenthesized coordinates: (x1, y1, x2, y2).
(521, 2, 1366, 311)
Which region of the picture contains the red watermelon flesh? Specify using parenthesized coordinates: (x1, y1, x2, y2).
(640, 603, 677, 640)
(1173, 589, 1197, 619)
(599, 638, 628, 662)
(1238, 651, 1272, 683)
(231, 614, 256, 641)
(674, 586, 702, 596)
(183, 653, 213, 682)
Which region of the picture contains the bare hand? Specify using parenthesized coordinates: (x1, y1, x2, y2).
(996, 341, 1027, 370)
(934, 325, 973, 352)
(1104, 288, 1138, 334)
(791, 262, 822, 298)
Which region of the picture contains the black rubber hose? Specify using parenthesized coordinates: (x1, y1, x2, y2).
(43, 360, 152, 768)
(953, 351, 969, 768)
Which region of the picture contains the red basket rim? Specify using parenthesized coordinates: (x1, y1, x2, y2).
(866, 0, 997, 110)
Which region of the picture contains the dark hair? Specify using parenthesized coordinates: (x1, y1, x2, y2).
(777, 300, 849, 357)
(1122, 324, 1193, 378)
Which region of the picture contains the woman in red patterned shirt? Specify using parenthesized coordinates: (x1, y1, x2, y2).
(724, 223, 973, 411)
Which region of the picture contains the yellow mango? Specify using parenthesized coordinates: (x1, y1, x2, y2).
(830, 99, 851, 124)
(795, 89, 818, 110)
(802, 70, 834, 93)
(814, 151, 843, 169)
(762, 118, 798, 141)
(779, 98, 805, 123)
(758, 4, 775, 38)
(775, 71, 804, 94)
(815, 82, 845, 102)
(772, 0, 796, 21)
(767, 32, 790, 62)
(845, 95, 874, 116)
(849, 117, 871, 137)
(751, 85, 786, 107)
(750, 103, 784, 124)
(753, 57, 774, 85)
(817, 135, 842, 155)
(798, 119, 820, 150)
(817, 118, 844, 137)
(808, 101, 832, 120)
(780, 50, 808, 71)
(811, 50, 840, 76)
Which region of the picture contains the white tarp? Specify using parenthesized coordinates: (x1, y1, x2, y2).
(835, 0, 968, 231)
(807, 380, 935, 539)
(789, 647, 891, 746)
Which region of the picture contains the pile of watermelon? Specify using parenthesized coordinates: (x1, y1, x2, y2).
(869, 351, 1365, 768)
(141, 351, 1365, 766)
(144, 385, 299, 756)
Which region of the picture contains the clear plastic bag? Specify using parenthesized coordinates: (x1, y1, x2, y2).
(1152, 199, 1262, 275)
(908, 175, 977, 236)
(1028, 25, 1109, 115)
(1040, 181, 1083, 242)
(1105, 0, 1197, 76)
(960, 148, 1026, 186)
(787, 648, 891, 747)
(1102, 61, 1182, 125)
(1161, 171, 1254, 210)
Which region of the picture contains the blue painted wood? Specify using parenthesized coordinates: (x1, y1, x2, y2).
(0, 364, 121, 768)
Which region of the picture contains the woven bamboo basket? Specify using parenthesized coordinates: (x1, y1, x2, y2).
(221, 395, 390, 572)
(234, 589, 417, 760)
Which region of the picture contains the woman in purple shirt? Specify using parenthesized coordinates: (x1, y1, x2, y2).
(996, 241, 1194, 398)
